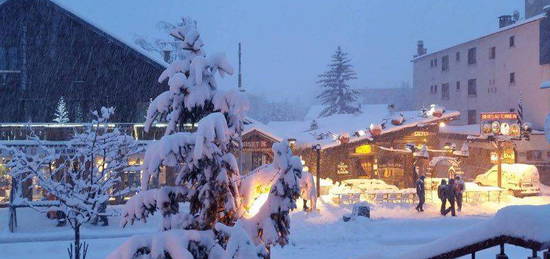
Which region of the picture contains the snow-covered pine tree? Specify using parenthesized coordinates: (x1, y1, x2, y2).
(53, 96, 70, 123)
(5, 107, 138, 259)
(110, 17, 303, 259)
(317, 46, 361, 117)
(110, 17, 261, 258)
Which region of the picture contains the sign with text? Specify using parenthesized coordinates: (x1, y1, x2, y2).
(480, 112, 521, 138)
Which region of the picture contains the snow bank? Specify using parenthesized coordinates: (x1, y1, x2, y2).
(389, 204, 550, 259)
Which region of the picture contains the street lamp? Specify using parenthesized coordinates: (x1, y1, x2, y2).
(312, 144, 322, 197)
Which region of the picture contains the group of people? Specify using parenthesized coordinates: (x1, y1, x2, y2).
(415, 175, 465, 216)
(438, 176, 465, 216)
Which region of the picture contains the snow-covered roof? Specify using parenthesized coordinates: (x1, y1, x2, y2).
(47, 0, 168, 67)
(268, 106, 460, 149)
(413, 13, 546, 61)
(242, 118, 283, 142)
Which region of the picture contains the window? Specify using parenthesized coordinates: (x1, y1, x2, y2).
(434, 85, 438, 94)
(509, 72, 515, 84)
(441, 83, 450, 100)
(468, 47, 476, 64)
(434, 58, 438, 67)
(456, 81, 460, 91)
(509, 36, 515, 47)
(467, 79, 477, 96)
(456, 51, 460, 62)
(430, 60, 433, 67)
(441, 55, 449, 71)
(467, 110, 477, 124)
(489, 46, 496, 59)
(527, 151, 542, 161)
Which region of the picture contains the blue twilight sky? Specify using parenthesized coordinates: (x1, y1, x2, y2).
(55, 0, 523, 102)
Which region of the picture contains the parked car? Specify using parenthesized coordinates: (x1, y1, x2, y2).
(475, 164, 540, 196)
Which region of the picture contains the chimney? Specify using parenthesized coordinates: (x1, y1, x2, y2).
(416, 40, 427, 57)
(498, 15, 514, 28)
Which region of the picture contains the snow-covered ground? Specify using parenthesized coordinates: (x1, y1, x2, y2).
(1, 194, 549, 259)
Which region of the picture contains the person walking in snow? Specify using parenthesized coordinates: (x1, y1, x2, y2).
(438, 179, 447, 215)
(454, 175, 465, 212)
(415, 175, 426, 212)
(443, 178, 457, 217)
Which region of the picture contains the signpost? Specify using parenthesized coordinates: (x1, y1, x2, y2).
(480, 112, 524, 188)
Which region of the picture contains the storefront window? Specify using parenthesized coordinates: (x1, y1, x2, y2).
(0, 162, 11, 203)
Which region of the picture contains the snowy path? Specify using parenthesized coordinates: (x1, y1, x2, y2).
(1, 196, 548, 258)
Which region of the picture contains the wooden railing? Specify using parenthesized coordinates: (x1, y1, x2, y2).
(427, 235, 550, 259)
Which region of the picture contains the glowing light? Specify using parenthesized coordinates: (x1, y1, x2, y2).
(245, 193, 269, 217)
(439, 122, 446, 128)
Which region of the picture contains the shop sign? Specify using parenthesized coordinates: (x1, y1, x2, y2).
(490, 146, 516, 164)
(480, 112, 521, 138)
(412, 131, 434, 137)
(336, 162, 350, 175)
(355, 144, 373, 155)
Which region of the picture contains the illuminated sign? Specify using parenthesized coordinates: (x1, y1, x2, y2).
(412, 131, 433, 137)
(490, 146, 516, 164)
(480, 112, 521, 138)
(355, 144, 373, 154)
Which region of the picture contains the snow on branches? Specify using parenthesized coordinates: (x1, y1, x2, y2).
(143, 17, 245, 136)
(240, 140, 303, 248)
(4, 107, 139, 259)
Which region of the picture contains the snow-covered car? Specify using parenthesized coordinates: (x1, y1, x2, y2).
(341, 179, 399, 193)
(475, 164, 541, 196)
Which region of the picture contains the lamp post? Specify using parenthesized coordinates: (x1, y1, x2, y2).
(312, 144, 321, 197)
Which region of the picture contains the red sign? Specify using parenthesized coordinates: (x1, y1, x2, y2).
(480, 112, 518, 121)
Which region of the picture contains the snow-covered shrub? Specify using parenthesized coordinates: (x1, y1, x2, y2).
(4, 107, 138, 259)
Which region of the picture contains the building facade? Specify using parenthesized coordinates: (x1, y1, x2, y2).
(0, 0, 165, 123)
(413, 13, 550, 130)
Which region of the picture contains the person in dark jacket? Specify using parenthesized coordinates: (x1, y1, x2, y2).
(438, 179, 447, 215)
(443, 178, 457, 216)
(415, 175, 426, 212)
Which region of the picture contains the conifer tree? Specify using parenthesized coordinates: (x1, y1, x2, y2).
(317, 46, 361, 117)
(53, 97, 70, 123)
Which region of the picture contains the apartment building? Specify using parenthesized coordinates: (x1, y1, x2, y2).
(413, 12, 550, 130)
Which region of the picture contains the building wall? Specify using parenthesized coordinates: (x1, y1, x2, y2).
(0, 0, 165, 123)
(413, 18, 550, 130)
(526, 0, 550, 19)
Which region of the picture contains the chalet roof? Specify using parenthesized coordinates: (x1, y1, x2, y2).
(242, 118, 283, 142)
(268, 105, 460, 150)
(45, 0, 169, 67)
